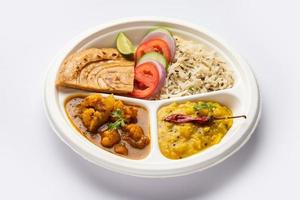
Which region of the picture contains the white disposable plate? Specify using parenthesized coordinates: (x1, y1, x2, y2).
(44, 17, 261, 178)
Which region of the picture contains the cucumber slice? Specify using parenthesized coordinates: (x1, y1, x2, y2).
(137, 52, 168, 69)
(141, 27, 176, 61)
(116, 32, 135, 57)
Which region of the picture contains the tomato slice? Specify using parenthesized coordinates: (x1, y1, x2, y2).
(135, 39, 171, 63)
(131, 62, 160, 99)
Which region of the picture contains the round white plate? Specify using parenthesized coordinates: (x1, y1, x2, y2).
(44, 17, 261, 178)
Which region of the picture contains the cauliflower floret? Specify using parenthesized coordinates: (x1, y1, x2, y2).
(81, 108, 103, 132)
(114, 143, 128, 155)
(122, 124, 149, 149)
(79, 94, 115, 132)
(101, 130, 121, 148)
(124, 124, 144, 141)
(112, 100, 138, 123)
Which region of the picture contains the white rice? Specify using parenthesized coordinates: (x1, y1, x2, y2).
(155, 35, 234, 100)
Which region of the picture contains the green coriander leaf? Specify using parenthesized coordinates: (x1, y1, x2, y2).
(111, 108, 123, 118)
(193, 102, 216, 111)
(108, 118, 125, 130)
(108, 108, 125, 130)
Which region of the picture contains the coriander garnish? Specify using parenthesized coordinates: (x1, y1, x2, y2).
(108, 118, 125, 130)
(108, 109, 125, 130)
(111, 108, 123, 119)
(193, 102, 216, 112)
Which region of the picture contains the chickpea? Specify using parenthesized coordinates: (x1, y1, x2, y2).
(114, 143, 128, 155)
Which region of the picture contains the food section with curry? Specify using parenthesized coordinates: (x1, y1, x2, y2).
(65, 94, 150, 159)
(158, 101, 245, 159)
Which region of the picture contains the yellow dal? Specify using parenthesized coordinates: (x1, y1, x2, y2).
(158, 101, 233, 159)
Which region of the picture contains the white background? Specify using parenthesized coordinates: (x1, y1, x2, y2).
(1, 0, 299, 199)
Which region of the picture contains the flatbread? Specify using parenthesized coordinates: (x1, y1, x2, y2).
(56, 48, 134, 93)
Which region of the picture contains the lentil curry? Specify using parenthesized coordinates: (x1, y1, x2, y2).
(158, 101, 233, 159)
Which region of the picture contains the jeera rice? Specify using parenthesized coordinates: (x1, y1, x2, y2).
(155, 35, 234, 100)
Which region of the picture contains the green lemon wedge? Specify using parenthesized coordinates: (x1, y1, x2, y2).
(116, 32, 135, 58)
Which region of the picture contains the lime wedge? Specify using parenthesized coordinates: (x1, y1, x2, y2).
(116, 32, 135, 57)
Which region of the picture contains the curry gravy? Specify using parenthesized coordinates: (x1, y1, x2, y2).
(65, 95, 150, 159)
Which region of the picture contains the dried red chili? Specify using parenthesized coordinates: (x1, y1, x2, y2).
(164, 114, 212, 124)
(164, 114, 246, 124)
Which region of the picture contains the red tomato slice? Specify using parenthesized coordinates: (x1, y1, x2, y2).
(131, 62, 160, 99)
(135, 39, 171, 63)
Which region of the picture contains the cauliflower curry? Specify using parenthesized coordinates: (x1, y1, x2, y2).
(65, 94, 150, 159)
